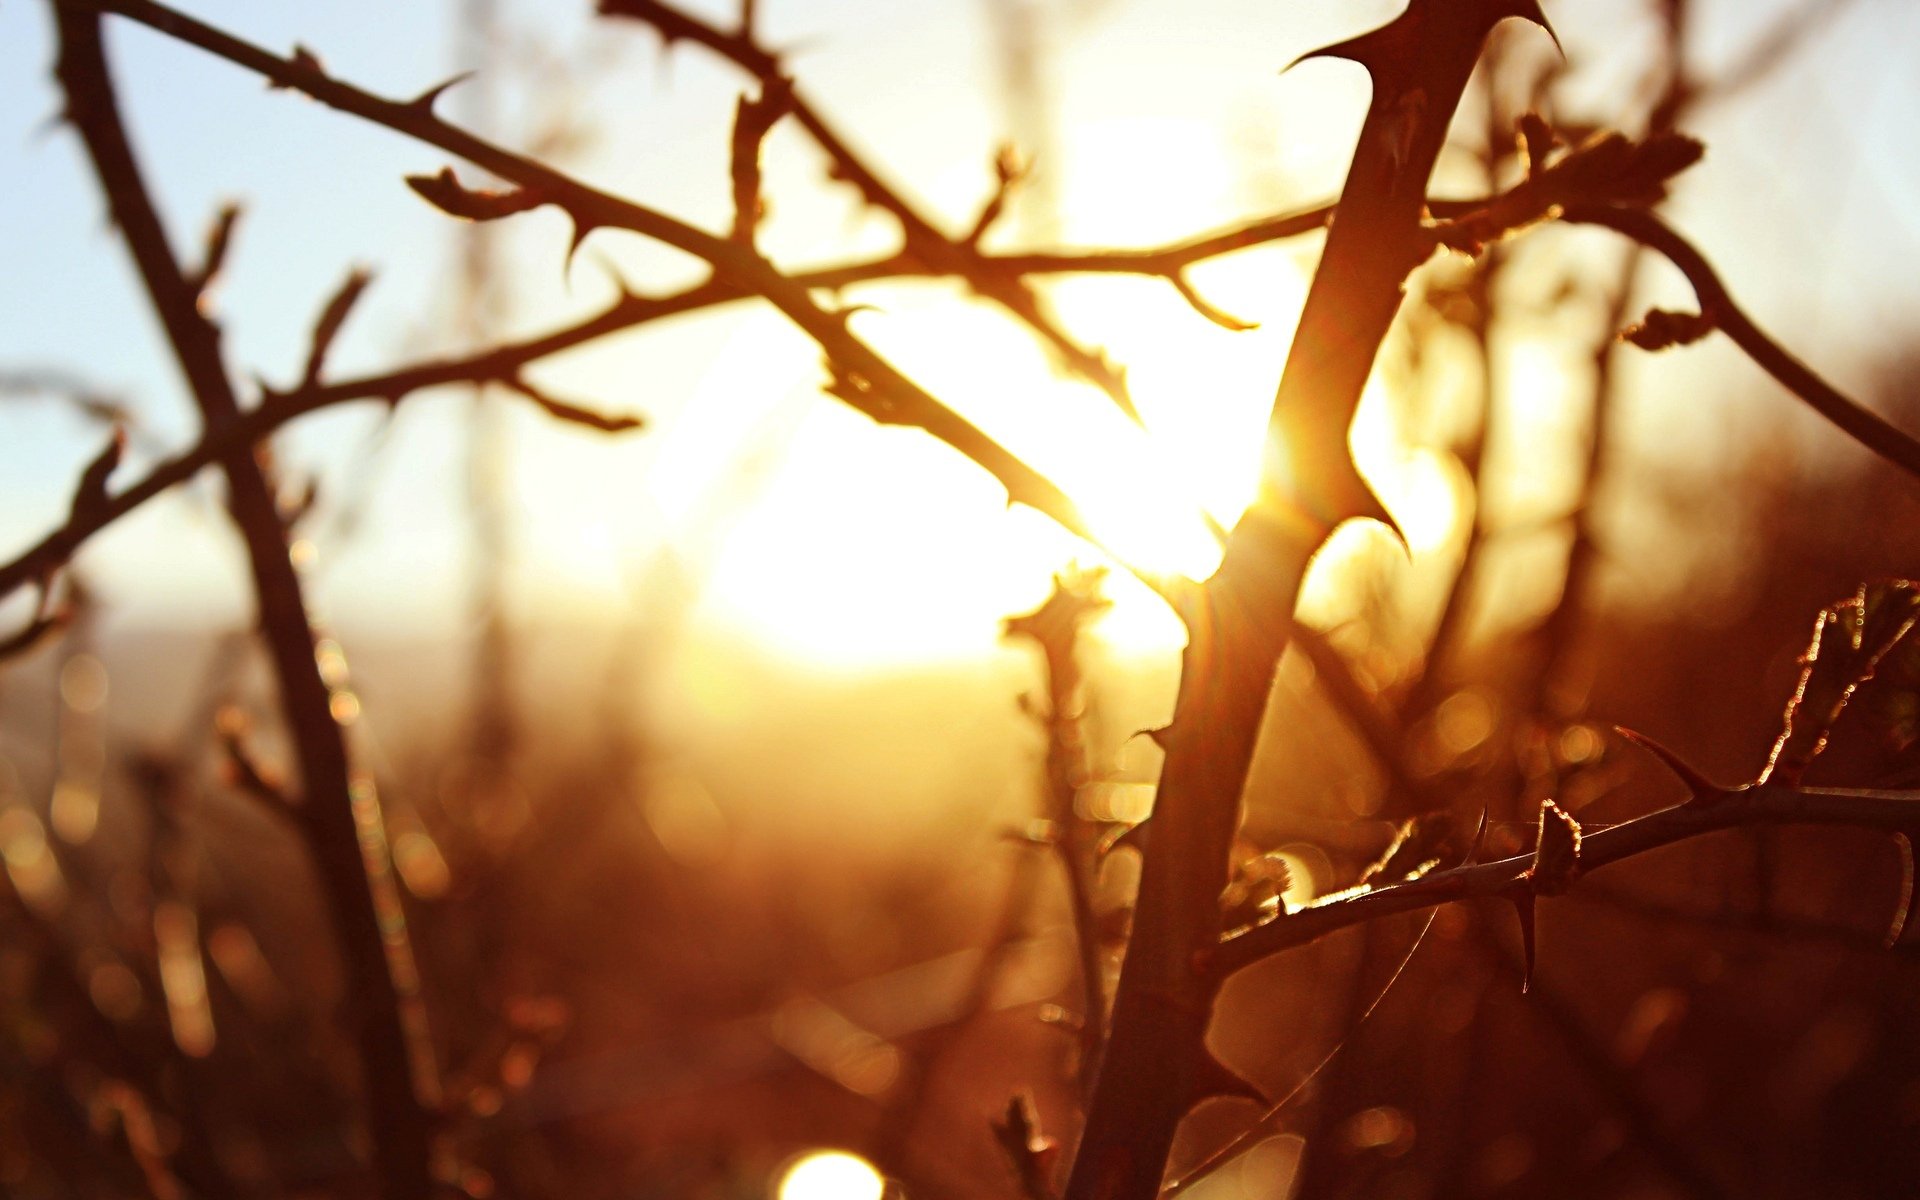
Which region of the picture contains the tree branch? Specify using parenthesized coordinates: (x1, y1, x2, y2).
(1560, 203, 1920, 479)
(1211, 776, 1920, 978)
(87, 0, 1150, 595)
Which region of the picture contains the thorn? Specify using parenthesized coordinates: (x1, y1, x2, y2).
(409, 70, 476, 113)
(1137, 725, 1173, 752)
(270, 43, 326, 90)
(1282, 20, 1402, 77)
(405, 167, 547, 222)
(68, 426, 126, 523)
(991, 1092, 1059, 1200)
(1510, 890, 1537, 993)
(1613, 725, 1731, 803)
(1283, 1, 1558, 78)
(564, 217, 599, 278)
(188, 202, 242, 300)
(1190, 1052, 1268, 1108)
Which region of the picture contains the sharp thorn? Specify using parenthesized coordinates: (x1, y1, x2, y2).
(1612, 725, 1728, 802)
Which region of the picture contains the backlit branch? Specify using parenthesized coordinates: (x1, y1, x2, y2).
(1562, 203, 1920, 478)
(600, 0, 1145, 419)
(86, 0, 1130, 590)
(1210, 771, 1920, 978)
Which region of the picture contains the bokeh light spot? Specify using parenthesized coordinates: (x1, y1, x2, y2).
(774, 1151, 884, 1200)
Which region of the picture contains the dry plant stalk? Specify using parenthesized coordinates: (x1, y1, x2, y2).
(8, 2, 1920, 1199)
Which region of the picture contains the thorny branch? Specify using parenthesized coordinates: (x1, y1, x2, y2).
(599, 0, 1146, 418)
(16, 5, 1920, 1199)
(1210, 771, 1920, 978)
(48, 7, 438, 1197)
(70, 0, 1155, 597)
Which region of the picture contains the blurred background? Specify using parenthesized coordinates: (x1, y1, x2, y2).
(3, 0, 1920, 1197)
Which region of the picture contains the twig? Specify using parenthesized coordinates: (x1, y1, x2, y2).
(599, 0, 1145, 420)
(1559, 203, 1920, 479)
(1003, 572, 1115, 1094)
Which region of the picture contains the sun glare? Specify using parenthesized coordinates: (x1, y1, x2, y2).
(516, 111, 1487, 667)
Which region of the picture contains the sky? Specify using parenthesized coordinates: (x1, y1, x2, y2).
(4, 0, 1920, 671)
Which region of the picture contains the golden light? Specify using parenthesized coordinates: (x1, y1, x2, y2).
(773, 1150, 885, 1200)
(503, 107, 1493, 668)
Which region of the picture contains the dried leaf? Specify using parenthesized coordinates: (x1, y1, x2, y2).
(1765, 581, 1920, 784)
(1221, 851, 1293, 930)
(1362, 813, 1460, 886)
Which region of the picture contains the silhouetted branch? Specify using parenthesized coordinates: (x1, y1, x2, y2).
(600, 0, 1142, 419)
(1067, 8, 1552, 1198)
(49, 7, 438, 1196)
(0, 177, 1455, 610)
(1211, 772, 1920, 978)
(1561, 203, 1920, 478)
(87, 0, 1137, 590)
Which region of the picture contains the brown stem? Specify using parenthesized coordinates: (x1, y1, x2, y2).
(49, 9, 438, 1198)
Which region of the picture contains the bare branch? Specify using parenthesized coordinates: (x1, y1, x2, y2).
(1210, 775, 1920, 978)
(50, 10, 438, 1196)
(1563, 203, 1920, 479)
(600, 0, 1144, 420)
(92, 0, 1135, 593)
